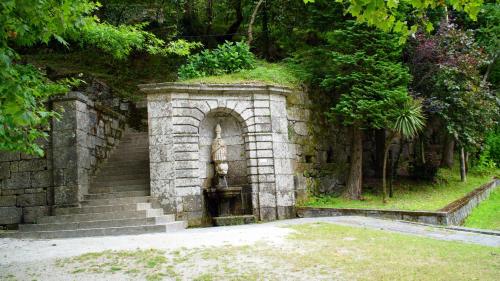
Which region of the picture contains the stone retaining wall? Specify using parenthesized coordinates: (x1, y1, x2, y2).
(442, 179, 499, 225)
(297, 178, 499, 226)
(285, 90, 351, 203)
(0, 92, 125, 226)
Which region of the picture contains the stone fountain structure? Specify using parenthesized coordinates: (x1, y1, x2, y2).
(139, 83, 296, 226)
(205, 124, 254, 225)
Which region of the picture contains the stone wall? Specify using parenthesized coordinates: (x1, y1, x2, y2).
(0, 142, 52, 225)
(51, 92, 125, 206)
(286, 90, 350, 202)
(0, 92, 125, 226)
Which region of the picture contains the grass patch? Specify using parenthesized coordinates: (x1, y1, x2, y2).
(56, 248, 176, 280)
(54, 223, 500, 280)
(302, 167, 500, 211)
(182, 61, 302, 89)
(285, 223, 500, 280)
(464, 186, 500, 230)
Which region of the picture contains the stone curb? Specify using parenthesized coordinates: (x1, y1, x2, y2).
(297, 178, 499, 226)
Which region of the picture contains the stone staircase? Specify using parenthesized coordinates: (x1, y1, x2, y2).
(1, 131, 186, 239)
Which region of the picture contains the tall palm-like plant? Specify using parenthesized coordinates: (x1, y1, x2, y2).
(383, 99, 426, 203)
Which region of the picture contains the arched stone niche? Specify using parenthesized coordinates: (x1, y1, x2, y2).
(199, 110, 247, 189)
(140, 83, 295, 226)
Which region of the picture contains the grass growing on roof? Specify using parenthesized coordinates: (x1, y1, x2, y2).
(463, 186, 500, 230)
(181, 61, 302, 89)
(302, 166, 500, 211)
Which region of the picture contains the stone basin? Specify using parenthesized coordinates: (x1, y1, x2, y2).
(205, 186, 242, 199)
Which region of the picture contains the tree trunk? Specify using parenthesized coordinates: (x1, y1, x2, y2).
(261, 0, 270, 59)
(390, 139, 403, 198)
(375, 130, 386, 178)
(460, 147, 467, 182)
(221, 0, 243, 42)
(382, 133, 396, 203)
(247, 0, 265, 46)
(483, 52, 498, 83)
(344, 127, 363, 200)
(205, 0, 213, 36)
(441, 135, 454, 168)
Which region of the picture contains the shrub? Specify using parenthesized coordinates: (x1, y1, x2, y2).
(486, 131, 500, 166)
(409, 162, 439, 181)
(178, 41, 256, 80)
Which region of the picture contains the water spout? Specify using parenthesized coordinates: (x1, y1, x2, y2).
(220, 175, 229, 189)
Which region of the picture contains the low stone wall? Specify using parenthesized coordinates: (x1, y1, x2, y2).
(0, 92, 125, 226)
(441, 178, 499, 225)
(297, 178, 499, 226)
(297, 207, 448, 225)
(0, 143, 52, 225)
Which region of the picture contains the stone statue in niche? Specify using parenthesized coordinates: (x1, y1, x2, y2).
(211, 124, 228, 176)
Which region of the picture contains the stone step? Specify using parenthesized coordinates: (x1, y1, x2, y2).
(213, 215, 256, 226)
(110, 147, 149, 153)
(54, 203, 152, 216)
(3, 221, 187, 239)
(84, 190, 150, 200)
(108, 152, 149, 160)
(95, 165, 149, 173)
(95, 170, 149, 177)
(89, 184, 149, 194)
(37, 209, 165, 224)
(20, 215, 175, 232)
(91, 173, 150, 181)
(100, 160, 149, 168)
(81, 196, 152, 206)
(118, 139, 149, 146)
(92, 178, 149, 186)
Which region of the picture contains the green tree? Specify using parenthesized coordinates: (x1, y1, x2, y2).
(295, 22, 412, 199)
(0, 0, 197, 155)
(304, 0, 485, 41)
(382, 98, 425, 202)
(409, 22, 499, 181)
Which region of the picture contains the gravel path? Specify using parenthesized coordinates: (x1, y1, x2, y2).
(1, 216, 498, 267)
(1, 216, 499, 281)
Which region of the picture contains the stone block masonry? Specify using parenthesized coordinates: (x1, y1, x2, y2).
(0, 92, 125, 226)
(140, 83, 296, 225)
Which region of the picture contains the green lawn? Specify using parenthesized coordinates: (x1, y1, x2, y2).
(302, 167, 500, 211)
(463, 186, 500, 230)
(51, 223, 500, 281)
(182, 61, 302, 89)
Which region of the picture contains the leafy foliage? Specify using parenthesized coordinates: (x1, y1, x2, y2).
(304, 0, 484, 42)
(178, 41, 256, 80)
(391, 98, 426, 139)
(484, 129, 500, 166)
(0, 0, 197, 155)
(409, 22, 499, 150)
(293, 22, 413, 130)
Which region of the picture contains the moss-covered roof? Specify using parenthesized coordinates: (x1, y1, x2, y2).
(180, 61, 302, 90)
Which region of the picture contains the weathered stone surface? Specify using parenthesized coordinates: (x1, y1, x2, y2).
(17, 192, 46, 207)
(0, 207, 22, 224)
(5, 172, 30, 189)
(0, 196, 16, 207)
(0, 162, 10, 179)
(23, 206, 49, 223)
